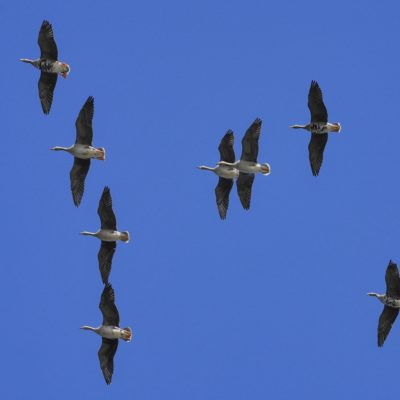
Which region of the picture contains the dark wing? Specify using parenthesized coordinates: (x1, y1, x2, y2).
(236, 172, 255, 210)
(308, 133, 328, 176)
(240, 118, 262, 162)
(218, 130, 235, 163)
(99, 283, 120, 326)
(70, 158, 90, 207)
(215, 178, 233, 220)
(38, 72, 57, 114)
(38, 20, 58, 60)
(75, 96, 94, 145)
(378, 306, 399, 347)
(98, 338, 118, 385)
(385, 260, 400, 298)
(98, 186, 117, 230)
(308, 80, 328, 122)
(98, 241, 116, 284)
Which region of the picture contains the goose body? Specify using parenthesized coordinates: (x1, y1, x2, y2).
(51, 144, 105, 160)
(368, 260, 400, 347)
(21, 58, 70, 76)
(290, 80, 341, 176)
(81, 325, 132, 341)
(198, 164, 239, 180)
(198, 130, 238, 219)
(218, 118, 270, 210)
(81, 284, 132, 385)
(81, 229, 130, 242)
(290, 122, 341, 134)
(21, 20, 70, 114)
(223, 160, 271, 175)
(81, 186, 130, 284)
(51, 97, 105, 206)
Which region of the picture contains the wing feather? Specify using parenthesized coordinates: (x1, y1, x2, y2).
(215, 178, 233, 219)
(308, 80, 328, 122)
(240, 118, 262, 162)
(70, 158, 90, 206)
(308, 133, 328, 176)
(99, 283, 120, 326)
(75, 97, 94, 145)
(236, 172, 255, 210)
(98, 187, 117, 230)
(38, 72, 57, 114)
(98, 241, 116, 284)
(38, 20, 58, 60)
(98, 338, 118, 385)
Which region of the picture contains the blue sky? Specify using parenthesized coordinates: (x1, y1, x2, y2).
(2, 0, 400, 398)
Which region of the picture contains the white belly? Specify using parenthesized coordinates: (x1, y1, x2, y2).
(98, 230, 122, 242)
(73, 145, 99, 159)
(215, 165, 239, 179)
(50, 61, 66, 73)
(99, 326, 121, 339)
(237, 161, 261, 173)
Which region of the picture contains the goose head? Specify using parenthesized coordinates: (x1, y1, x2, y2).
(60, 62, 71, 78)
(260, 163, 271, 175)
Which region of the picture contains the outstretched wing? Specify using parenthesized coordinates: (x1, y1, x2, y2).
(218, 130, 235, 163)
(98, 187, 117, 230)
(308, 80, 328, 122)
(378, 306, 399, 347)
(385, 260, 400, 298)
(215, 178, 233, 220)
(240, 118, 262, 162)
(236, 172, 255, 210)
(38, 72, 57, 114)
(70, 158, 91, 207)
(98, 241, 116, 284)
(38, 20, 58, 60)
(98, 338, 118, 385)
(99, 283, 120, 326)
(308, 133, 328, 176)
(75, 96, 94, 145)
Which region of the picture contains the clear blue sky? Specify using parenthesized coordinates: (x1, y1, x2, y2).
(2, 0, 400, 398)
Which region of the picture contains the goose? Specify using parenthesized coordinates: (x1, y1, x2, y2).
(20, 20, 70, 114)
(51, 96, 105, 206)
(81, 283, 132, 385)
(198, 130, 239, 219)
(81, 186, 130, 284)
(218, 118, 270, 210)
(290, 80, 341, 176)
(368, 260, 400, 347)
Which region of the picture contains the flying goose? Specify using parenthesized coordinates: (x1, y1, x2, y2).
(198, 130, 239, 219)
(51, 96, 105, 206)
(290, 80, 341, 176)
(81, 186, 130, 284)
(81, 283, 132, 385)
(20, 20, 70, 114)
(218, 118, 270, 210)
(368, 260, 400, 347)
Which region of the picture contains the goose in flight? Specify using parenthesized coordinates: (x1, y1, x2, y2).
(290, 80, 341, 176)
(81, 283, 132, 384)
(218, 118, 270, 210)
(20, 20, 70, 114)
(368, 260, 400, 347)
(81, 186, 130, 284)
(198, 130, 239, 219)
(51, 96, 105, 206)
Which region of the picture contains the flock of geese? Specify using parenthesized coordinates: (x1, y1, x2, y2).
(21, 20, 131, 385)
(19, 19, 399, 385)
